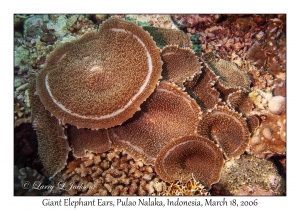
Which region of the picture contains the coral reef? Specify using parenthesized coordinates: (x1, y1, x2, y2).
(248, 89, 273, 111)
(211, 155, 285, 195)
(273, 79, 286, 97)
(109, 81, 202, 165)
(246, 115, 260, 135)
(14, 123, 44, 174)
(60, 150, 167, 196)
(246, 42, 266, 69)
(125, 15, 173, 29)
(14, 14, 286, 196)
(90, 14, 111, 24)
(171, 15, 221, 32)
(155, 135, 224, 188)
(227, 89, 253, 115)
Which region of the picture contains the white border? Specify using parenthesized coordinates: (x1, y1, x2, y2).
(5, 1, 297, 209)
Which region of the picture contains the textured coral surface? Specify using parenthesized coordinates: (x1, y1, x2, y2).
(14, 14, 286, 196)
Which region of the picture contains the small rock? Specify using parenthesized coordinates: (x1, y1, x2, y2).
(268, 96, 285, 115)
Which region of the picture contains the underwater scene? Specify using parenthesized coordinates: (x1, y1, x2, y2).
(14, 14, 286, 196)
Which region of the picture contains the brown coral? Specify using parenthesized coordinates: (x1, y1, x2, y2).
(246, 115, 260, 136)
(227, 89, 253, 115)
(67, 126, 111, 158)
(29, 75, 70, 178)
(202, 52, 251, 91)
(142, 26, 192, 48)
(185, 66, 221, 112)
(161, 45, 201, 88)
(155, 135, 224, 188)
(36, 18, 162, 129)
(198, 106, 250, 159)
(109, 81, 202, 165)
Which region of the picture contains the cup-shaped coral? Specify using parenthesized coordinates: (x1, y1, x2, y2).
(202, 52, 252, 95)
(161, 45, 201, 88)
(227, 88, 253, 115)
(36, 18, 163, 129)
(198, 106, 250, 159)
(155, 135, 224, 188)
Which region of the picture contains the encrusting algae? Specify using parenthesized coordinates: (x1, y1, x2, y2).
(14, 14, 286, 196)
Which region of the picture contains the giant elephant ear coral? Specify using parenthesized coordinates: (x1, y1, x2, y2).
(142, 26, 192, 48)
(36, 18, 163, 129)
(67, 126, 111, 158)
(109, 81, 202, 165)
(198, 106, 250, 159)
(201, 52, 252, 98)
(155, 135, 224, 188)
(161, 45, 202, 89)
(28, 75, 70, 178)
(185, 65, 221, 112)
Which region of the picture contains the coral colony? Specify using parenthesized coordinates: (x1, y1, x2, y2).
(14, 14, 286, 196)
